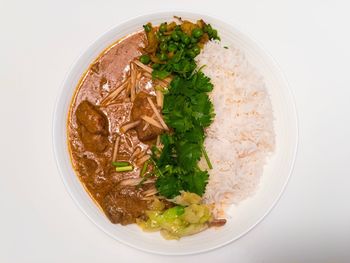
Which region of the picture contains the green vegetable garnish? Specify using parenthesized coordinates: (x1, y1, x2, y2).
(159, 35, 167, 43)
(143, 23, 152, 33)
(152, 69, 171, 80)
(140, 160, 149, 177)
(201, 145, 213, 170)
(152, 63, 160, 69)
(186, 49, 196, 58)
(115, 166, 133, 172)
(112, 161, 130, 167)
(159, 53, 168, 61)
(171, 31, 180, 42)
(192, 28, 203, 38)
(159, 22, 167, 33)
(151, 71, 214, 198)
(141, 19, 220, 198)
(168, 43, 177, 52)
(211, 29, 218, 39)
(159, 42, 168, 51)
(139, 54, 150, 64)
(192, 45, 200, 55)
(190, 37, 197, 44)
(181, 34, 191, 45)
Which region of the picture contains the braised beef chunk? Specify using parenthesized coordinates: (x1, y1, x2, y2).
(76, 100, 108, 135)
(75, 100, 109, 152)
(131, 92, 163, 141)
(103, 186, 148, 225)
(79, 126, 108, 152)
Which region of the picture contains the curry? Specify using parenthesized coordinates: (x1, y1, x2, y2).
(68, 18, 226, 239)
(68, 31, 161, 225)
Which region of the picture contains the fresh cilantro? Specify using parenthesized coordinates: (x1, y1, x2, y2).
(143, 20, 220, 199)
(191, 71, 213, 92)
(176, 140, 202, 170)
(182, 168, 209, 196)
(155, 172, 183, 198)
(152, 71, 215, 198)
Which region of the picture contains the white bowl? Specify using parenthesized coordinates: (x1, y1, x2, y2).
(53, 12, 298, 255)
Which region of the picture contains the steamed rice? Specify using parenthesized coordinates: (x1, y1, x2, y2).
(195, 41, 275, 215)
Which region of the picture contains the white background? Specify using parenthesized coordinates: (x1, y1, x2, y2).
(1, 0, 350, 262)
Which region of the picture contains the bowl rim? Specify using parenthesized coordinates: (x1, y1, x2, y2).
(52, 10, 299, 255)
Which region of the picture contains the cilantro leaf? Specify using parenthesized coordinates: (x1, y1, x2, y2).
(180, 127, 204, 144)
(176, 140, 202, 170)
(192, 71, 213, 92)
(191, 93, 215, 127)
(182, 169, 209, 196)
(156, 172, 183, 198)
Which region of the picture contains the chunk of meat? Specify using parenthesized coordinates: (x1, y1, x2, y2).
(76, 100, 108, 135)
(79, 126, 108, 152)
(103, 185, 148, 225)
(131, 92, 163, 141)
(75, 100, 109, 152)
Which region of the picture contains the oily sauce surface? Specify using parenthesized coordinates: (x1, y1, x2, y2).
(68, 31, 158, 225)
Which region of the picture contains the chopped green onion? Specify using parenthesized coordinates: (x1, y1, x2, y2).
(201, 145, 213, 170)
(140, 160, 150, 177)
(112, 161, 130, 167)
(115, 165, 133, 172)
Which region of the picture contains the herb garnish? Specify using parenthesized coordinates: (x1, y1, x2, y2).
(142, 19, 219, 198)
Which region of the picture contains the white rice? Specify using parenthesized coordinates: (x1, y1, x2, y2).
(195, 41, 275, 216)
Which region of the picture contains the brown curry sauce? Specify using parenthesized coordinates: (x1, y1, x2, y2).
(67, 31, 164, 225)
